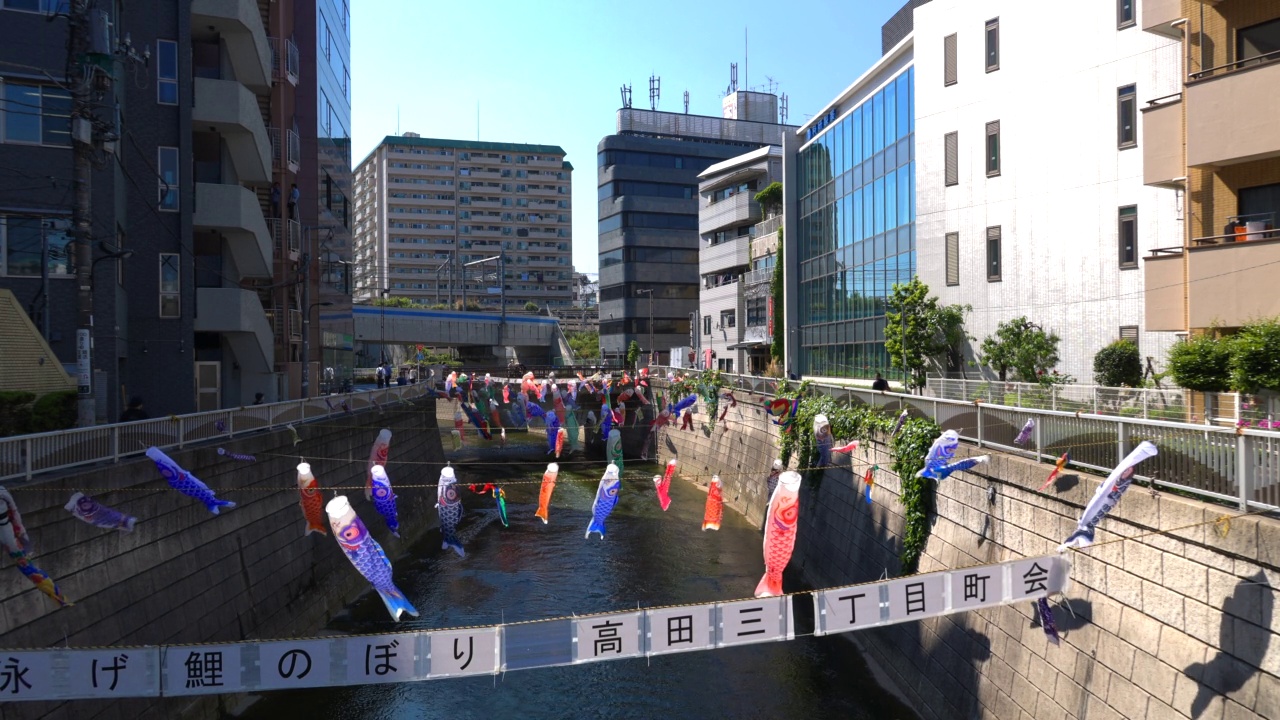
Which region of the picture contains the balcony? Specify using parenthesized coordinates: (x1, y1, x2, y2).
(266, 218, 301, 260)
(1144, 237, 1280, 331)
(1141, 95, 1184, 187)
(700, 237, 751, 275)
(1141, 0, 1183, 37)
(1187, 58, 1280, 168)
(191, 0, 271, 94)
(700, 192, 760, 235)
(269, 127, 301, 174)
(194, 288, 273, 374)
(193, 78, 271, 183)
(192, 183, 272, 279)
(742, 267, 772, 287)
(268, 37, 300, 85)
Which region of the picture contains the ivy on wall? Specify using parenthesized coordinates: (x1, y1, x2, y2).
(774, 383, 940, 573)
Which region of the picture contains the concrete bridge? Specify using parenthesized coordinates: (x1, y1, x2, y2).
(347, 305, 574, 363)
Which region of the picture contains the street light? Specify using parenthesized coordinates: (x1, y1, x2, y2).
(636, 288, 653, 368)
(302, 300, 334, 398)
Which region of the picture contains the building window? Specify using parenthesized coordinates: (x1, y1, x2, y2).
(158, 146, 179, 211)
(703, 315, 712, 336)
(1118, 85, 1136, 149)
(944, 132, 958, 186)
(945, 232, 960, 286)
(985, 18, 999, 72)
(1119, 325, 1139, 350)
(1117, 0, 1135, 29)
(319, 14, 331, 61)
(720, 310, 736, 329)
(1, 215, 71, 277)
(985, 121, 1000, 177)
(1239, 19, 1280, 67)
(986, 226, 1001, 282)
(943, 33, 957, 86)
(1, 81, 71, 146)
(156, 40, 178, 105)
(1118, 205, 1138, 268)
(159, 253, 180, 318)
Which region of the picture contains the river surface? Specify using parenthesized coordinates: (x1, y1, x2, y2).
(243, 431, 917, 720)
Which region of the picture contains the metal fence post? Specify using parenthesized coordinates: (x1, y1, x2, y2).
(1093, 387, 1099, 415)
(977, 403, 984, 448)
(177, 418, 185, 450)
(1143, 391, 1149, 420)
(1237, 434, 1253, 510)
(1052, 386, 1058, 412)
(1017, 384, 1022, 407)
(1034, 415, 1043, 462)
(1234, 393, 1242, 424)
(23, 437, 32, 481)
(111, 427, 119, 464)
(1117, 420, 1128, 467)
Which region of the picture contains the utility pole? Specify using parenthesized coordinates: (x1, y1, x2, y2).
(70, 0, 96, 427)
(637, 288, 653, 367)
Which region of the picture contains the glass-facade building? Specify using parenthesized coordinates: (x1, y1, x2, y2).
(794, 66, 914, 379)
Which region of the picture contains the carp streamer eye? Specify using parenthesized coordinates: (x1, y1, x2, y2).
(779, 501, 799, 524)
(341, 524, 363, 542)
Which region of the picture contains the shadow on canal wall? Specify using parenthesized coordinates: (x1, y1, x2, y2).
(657, 399, 1280, 720)
(0, 397, 445, 720)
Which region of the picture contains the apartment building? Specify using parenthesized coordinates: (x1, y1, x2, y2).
(696, 146, 782, 374)
(1142, 0, 1280, 336)
(913, 0, 1183, 382)
(597, 93, 793, 365)
(351, 135, 573, 313)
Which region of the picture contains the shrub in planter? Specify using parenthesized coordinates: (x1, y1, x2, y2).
(1229, 319, 1280, 394)
(1094, 340, 1142, 387)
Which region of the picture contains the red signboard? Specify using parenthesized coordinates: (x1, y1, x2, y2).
(767, 297, 774, 336)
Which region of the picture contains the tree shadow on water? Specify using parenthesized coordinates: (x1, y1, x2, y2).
(1186, 571, 1274, 718)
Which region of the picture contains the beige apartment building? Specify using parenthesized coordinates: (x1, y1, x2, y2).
(352, 134, 573, 312)
(1143, 0, 1280, 335)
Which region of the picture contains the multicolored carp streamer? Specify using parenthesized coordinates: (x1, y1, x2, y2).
(326, 495, 418, 622)
(768, 398, 800, 433)
(1037, 598, 1061, 646)
(436, 467, 465, 557)
(535, 463, 558, 524)
(216, 448, 256, 462)
(585, 464, 622, 540)
(833, 440, 860, 454)
(565, 410, 580, 452)
(65, 492, 137, 533)
(655, 459, 676, 512)
(606, 428, 624, 475)
(889, 408, 909, 437)
(11, 553, 72, 607)
(757, 471, 802, 598)
(814, 414, 833, 468)
(916, 431, 960, 480)
(370, 465, 400, 538)
(1014, 419, 1036, 446)
(1059, 441, 1158, 550)
(366, 429, 392, 501)
(928, 455, 990, 481)
(861, 465, 876, 504)
(1038, 451, 1072, 492)
(702, 475, 723, 531)
(493, 487, 508, 528)
(146, 447, 236, 515)
(295, 463, 327, 537)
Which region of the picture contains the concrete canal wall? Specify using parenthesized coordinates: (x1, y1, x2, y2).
(658, 399, 1280, 720)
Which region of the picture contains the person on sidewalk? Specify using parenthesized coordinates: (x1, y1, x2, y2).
(871, 373, 889, 392)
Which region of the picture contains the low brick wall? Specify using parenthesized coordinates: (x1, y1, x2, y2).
(0, 398, 444, 720)
(658, 401, 1280, 720)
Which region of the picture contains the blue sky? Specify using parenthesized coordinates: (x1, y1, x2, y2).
(351, 0, 908, 274)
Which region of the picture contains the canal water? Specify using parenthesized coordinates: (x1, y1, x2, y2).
(243, 430, 917, 720)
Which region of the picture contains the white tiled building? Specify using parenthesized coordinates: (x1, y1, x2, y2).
(913, 0, 1183, 382)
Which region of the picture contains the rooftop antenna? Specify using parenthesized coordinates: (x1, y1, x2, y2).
(744, 27, 748, 93)
(620, 83, 632, 109)
(683, 90, 689, 114)
(396, 105, 400, 135)
(648, 75, 660, 111)
(476, 100, 479, 141)
(780, 93, 789, 124)
(764, 75, 778, 95)
(728, 62, 738, 96)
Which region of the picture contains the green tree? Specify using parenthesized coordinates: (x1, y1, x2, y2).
(1167, 333, 1231, 392)
(884, 278, 972, 391)
(1228, 319, 1280, 393)
(770, 229, 785, 364)
(524, 301, 539, 312)
(567, 331, 600, 360)
(977, 316, 1061, 382)
(371, 296, 420, 308)
(754, 181, 783, 216)
(1093, 340, 1143, 387)
(626, 340, 641, 368)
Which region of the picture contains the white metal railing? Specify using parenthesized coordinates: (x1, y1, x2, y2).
(925, 377, 1280, 428)
(289, 309, 303, 340)
(267, 37, 300, 84)
(0, 384, 430, 483)
(650, 367, 1280, 511)
(742, 267, 772, 286)
(286, 129, 300, 169)
(266, 219, 301, 257)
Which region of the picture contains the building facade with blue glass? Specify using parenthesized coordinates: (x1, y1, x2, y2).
(784, 36, 915, 380)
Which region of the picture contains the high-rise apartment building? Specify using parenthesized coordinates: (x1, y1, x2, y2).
(1142, 1, 1280, 337)
(351, 135, 573, 313)
(913, 0, 1181, 383)
(696, 146, 782, 374)
(597, 94, 792, 365)
(783, 36, 916, 380)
